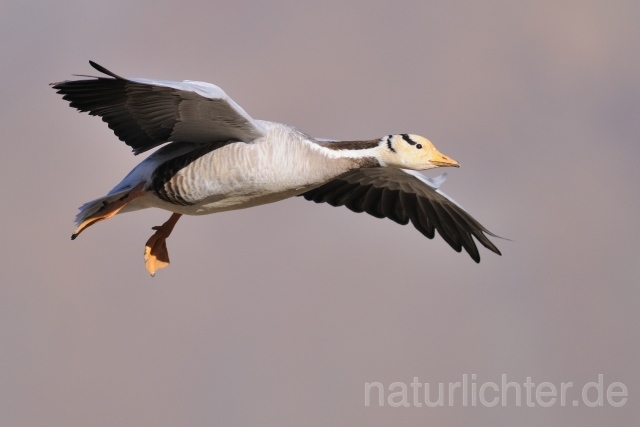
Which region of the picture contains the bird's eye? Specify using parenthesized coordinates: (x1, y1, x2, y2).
(416, 144, 422, 149)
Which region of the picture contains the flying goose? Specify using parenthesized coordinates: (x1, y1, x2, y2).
(52, 61, 501, 276)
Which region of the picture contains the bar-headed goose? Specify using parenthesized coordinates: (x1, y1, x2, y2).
(52, 61, 501, 276)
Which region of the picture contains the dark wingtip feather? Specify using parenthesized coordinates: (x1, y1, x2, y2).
(475, 229, 503, 256)
(89, 61, 125, 80)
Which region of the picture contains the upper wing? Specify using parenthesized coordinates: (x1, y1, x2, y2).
(300, 168, 501, 262)
(51, 61, 266, 154)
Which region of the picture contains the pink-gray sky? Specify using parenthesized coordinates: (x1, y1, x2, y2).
(1, 0, 638, 425)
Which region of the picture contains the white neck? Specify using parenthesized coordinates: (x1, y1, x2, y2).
(303, 138, 386, 166)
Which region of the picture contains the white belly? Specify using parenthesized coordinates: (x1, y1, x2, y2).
(142, 186, 312, 215)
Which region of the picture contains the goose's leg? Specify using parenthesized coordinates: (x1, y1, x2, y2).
(71, 183, 146, 240)
(144, 213, 183, 276)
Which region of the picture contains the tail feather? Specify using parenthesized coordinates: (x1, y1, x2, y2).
(74, 188, 132, 226)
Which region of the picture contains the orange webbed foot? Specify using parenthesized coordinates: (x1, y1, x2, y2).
(143, 213, 182, 276)
(144, 226, 171, 276)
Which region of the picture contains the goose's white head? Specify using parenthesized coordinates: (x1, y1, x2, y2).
(378, 134, 459, 170)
